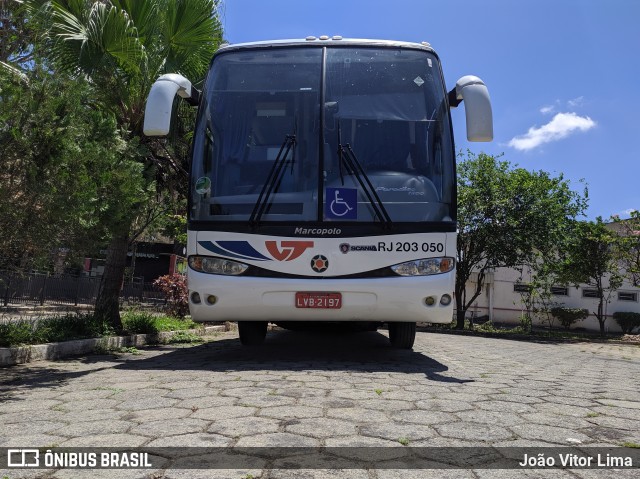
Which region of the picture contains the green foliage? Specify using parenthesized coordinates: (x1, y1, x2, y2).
(162, 213, 188, 246)
(518, 314, 532, 333)
(0, 321, 33, 347)
(551, 307, 589, 330)
(0, 310, 197, 346)
(154, 273, 189, 318)
(612, 210, 640, 287)
(121, 310, 158, 334)
(455, 151, 588, 329)
(0, 313, 112, 347)
(23, 0, 223, 326)
(0, 0, 40, 71)
(121, 309, 196, 334)
(0, 68, 142, 270)
(558, 218, 624, 336)
(612, 312, 640, 334)
(153, 315, 197, 332)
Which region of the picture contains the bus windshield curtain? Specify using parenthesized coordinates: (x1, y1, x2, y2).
(212, 94, 255, 163)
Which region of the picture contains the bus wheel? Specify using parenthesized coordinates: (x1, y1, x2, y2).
(238, 321, 267, 346)
(388, 322, 416, 349)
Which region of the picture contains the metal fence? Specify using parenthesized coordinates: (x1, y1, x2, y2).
(0, 270, 165, 307)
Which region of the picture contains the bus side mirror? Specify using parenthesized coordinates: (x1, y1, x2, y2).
(448, 75, 493, 142)
(143, 74, 200, 136)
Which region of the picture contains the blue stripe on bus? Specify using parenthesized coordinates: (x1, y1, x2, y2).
(198, 240, 271, 261)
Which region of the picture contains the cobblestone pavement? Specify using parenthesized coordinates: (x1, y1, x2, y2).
(1, 329, 639, 478)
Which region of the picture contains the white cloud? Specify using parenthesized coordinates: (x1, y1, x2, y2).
(567, 96, 585, 108)
(539, 105, 555, 114)
(508, 112, 596, 151)
(618, 208, 638, 218)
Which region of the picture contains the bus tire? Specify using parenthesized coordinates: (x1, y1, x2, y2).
(238, 321, 267, 345)
(388, 322, 416, 349)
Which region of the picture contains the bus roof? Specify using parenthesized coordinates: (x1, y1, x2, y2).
(216, 38, 436, 55)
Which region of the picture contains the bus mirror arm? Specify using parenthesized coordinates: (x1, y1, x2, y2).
(449, 75, 493, 142)
(143, 73, 200, 136)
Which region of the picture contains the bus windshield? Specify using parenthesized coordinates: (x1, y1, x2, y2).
(190, 46, 454, 224)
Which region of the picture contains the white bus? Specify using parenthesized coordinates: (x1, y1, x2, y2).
(144, 37, 492, 348)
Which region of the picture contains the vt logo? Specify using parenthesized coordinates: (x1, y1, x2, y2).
(265, 241, 314, 261)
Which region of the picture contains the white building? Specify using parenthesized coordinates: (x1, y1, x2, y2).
(464, 266, 640, 333)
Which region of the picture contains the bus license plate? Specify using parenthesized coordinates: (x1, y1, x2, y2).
(295, 292, 342, 309)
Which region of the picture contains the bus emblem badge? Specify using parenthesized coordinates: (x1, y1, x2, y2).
(340, 243, 350, 254)
(265, 241, 314, 261)
(311, 255, 329, 273)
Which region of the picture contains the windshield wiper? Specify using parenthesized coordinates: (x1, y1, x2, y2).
(337, 140, 392, 229)
(249, 134, 297, 227)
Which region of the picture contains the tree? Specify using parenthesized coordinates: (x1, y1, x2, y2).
(558, 218, 624, 336)
(515, 263, 560, 332)
(455, 152, 587, 329)
(0, 0, 39, 76)
(31, 0, 223, 329)
(0, 65, 140, 272)
(612, 210, 640, 287)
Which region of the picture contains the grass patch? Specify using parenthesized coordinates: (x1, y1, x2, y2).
(621, 441, 640, 448)
(0, 313, 113, 347)
(94, 386, 125, 394)
(112, 346, 142, 355)
(586, 412, 600, 418)
(0, 310, 200, 347)
(163, 331, 204, 344)
(427, 320, 631, 342)
(374, 388, 383, 396)
(122, 310, 198, 334)
(398, 437, 410, 446)
(153, 315, 198, 332)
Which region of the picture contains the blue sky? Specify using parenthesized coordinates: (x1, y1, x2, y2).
(221, 0, 639, 220)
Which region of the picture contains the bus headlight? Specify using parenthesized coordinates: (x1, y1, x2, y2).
(391, 257, 455, 276)
(188, 256, 249, 276)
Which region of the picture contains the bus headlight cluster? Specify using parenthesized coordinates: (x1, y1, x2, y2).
(391, 257, 455, 276)
(188, 256, 248, 276)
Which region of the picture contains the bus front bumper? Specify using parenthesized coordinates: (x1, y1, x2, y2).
(187, 271, 454, 324)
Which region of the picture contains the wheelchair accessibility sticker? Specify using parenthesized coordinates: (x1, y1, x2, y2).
(325, 187, 357, 220)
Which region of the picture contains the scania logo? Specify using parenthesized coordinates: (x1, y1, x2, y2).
(340, 243, 350, 254)
(311, 255, 329, 273)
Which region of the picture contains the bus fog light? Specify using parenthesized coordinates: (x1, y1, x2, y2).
(425, 296, 436, 306)
(191, 292, 201, 304)
(206, 295, 218, 305)
(440, 294, 452, 306)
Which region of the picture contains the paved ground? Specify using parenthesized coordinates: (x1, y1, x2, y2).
(1, 329, 639, 478)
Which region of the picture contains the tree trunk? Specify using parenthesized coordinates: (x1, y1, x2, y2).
(94, 232, 129, 332)
(455, 274, 466, 330)
(597, 296, 605, 337)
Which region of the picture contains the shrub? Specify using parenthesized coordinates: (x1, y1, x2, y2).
(550, 307, 589, 330)
(153, 274, 189, 318)
(612, 312, 640, 334)
(0, 320, 33, 347)
(121, 310, 158, 334)
(519, 314, 532, 333)
(0, 313, 111, 347)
